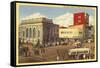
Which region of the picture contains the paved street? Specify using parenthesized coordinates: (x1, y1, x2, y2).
(19, 42, 95, 63)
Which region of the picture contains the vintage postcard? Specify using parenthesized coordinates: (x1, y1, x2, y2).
(11, 1, 98, 67)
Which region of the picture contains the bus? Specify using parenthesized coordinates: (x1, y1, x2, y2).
(68, 48, 90, 59)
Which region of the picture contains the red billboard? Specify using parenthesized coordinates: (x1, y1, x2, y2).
(74, 12, 89, 26)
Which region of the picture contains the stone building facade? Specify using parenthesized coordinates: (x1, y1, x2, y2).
(19, 17, 59, 47)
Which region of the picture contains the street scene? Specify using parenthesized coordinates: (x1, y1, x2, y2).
(18, 5, 96, 63)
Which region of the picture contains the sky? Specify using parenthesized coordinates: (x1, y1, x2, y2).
(19, 5, 95, 26)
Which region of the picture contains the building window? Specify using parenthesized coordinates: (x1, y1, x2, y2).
(22, 31, 25, 37)
(38, 30, 40, 37)
(26, 28, 28, 38)
(29, 28, 32, 38)
(79, 32, 82, 34)
(33, 28, 36, 38)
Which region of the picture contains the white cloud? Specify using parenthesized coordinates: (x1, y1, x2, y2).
(22, 13, 48, 20)
(54, 13, 95, 27)
(53, 13, 73, 27)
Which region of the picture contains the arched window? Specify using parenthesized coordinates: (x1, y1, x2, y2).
(38, 30, 40, 37)
(33, 28, 36, 38)
(26, 28, 28, 38)
(22, 31, 25, 37)
(29, 28, 32, 38)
